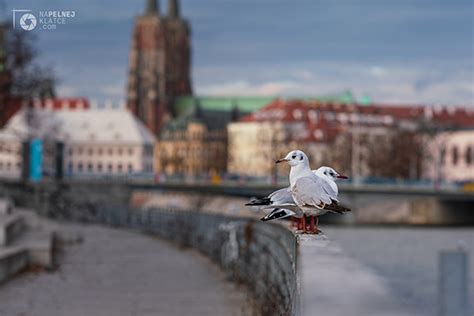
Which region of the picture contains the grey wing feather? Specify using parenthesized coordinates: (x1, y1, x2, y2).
(320, 178, 339, 202)
(292, 176, 334, 207)
(268, 187, 294, 204)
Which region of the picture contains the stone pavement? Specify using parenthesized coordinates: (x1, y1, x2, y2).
(0, 223, 250, 316)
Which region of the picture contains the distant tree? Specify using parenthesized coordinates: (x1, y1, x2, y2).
(1, 24, 55, 130)
(326, 133, 352, 176)
(327, 126, 425, 180)
(365, 129, 424, 179)
(3, 27, 55, 101)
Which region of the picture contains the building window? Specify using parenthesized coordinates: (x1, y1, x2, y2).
(107, 164, 113, 173)
(98, 148, 103, 156)
(78, 148, 83, 155)
(16, 162, 21, 169)
(68, 148, 73, 156)
(6, 162, 11, 170)
(87, 163, 93, 172)
(128, 164, 133, 173)
(452, 146, 459, 165)
(466, 146, 472, 165)
(440, 147, 446, 165)
(118, 148, 123, 156)
(78, 162, 83, 172)
(68, 162, 73, 173)
(117, 163, 123, 173)
(98, 163, 103, 172)
(88, 148, 93, 156)
(128, 148, 134, 155)
(144, 145, 152, 156)
(108, 148, 113, 155)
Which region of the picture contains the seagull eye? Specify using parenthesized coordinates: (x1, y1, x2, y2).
(324, 172, 327, 175)
(299, 156, 303, 161)
(291, 155, 296, 159)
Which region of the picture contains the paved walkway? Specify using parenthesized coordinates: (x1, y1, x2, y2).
(0, 223, 250, 316)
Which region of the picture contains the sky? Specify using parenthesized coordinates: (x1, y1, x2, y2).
(2, 0, 473, 105)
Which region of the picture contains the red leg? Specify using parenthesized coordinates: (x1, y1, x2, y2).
(291, 217, 297, 228)
(309, 215, 315, 233)
(315, 216, 322, 234)
(300, 215, 306, 232)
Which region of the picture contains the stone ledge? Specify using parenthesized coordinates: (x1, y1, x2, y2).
(0, 214, 25, 247)
(0, 247, 28, 284)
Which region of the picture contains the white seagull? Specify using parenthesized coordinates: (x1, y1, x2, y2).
(276, 150, 351, 233)
(246, 166, 347, 229)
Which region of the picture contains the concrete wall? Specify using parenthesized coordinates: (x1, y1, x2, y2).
(99, 206, 298, 316)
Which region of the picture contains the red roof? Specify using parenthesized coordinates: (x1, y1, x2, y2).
(239, 99, 474, 143)
(0, 97, 23, 128)
(34, 98, 90, 110)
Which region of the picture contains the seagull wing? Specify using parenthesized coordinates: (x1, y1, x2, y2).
(268, 187, 294, 204)
(292, 175, 334, 208)
(260, 208, 296, 221)
(245, 187, 293, 206)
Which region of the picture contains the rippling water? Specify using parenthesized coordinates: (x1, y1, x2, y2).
(323, 226, 474, 316)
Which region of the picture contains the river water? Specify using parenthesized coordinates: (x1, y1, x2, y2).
(323, 226, 473, 316)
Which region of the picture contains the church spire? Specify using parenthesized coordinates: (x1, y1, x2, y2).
(167, 0, 180, 18)
(146, 0, 159, 14)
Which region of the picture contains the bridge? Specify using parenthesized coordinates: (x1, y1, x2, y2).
(128, 181, 474, 225)
(1, 179, 473, 224)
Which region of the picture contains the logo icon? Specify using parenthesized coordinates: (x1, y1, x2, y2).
(19, 13, 37, 31)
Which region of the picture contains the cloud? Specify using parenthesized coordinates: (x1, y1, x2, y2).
(100, 84, 124, 98)
(195, 61, 474, 105)
(199, 80, 297, 96)
(56, 85, 78, 97)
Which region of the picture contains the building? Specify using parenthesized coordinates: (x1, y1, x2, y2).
(126, 0, 192, 135)
(0, 99, 155, 180)
(424, 130, 474, 183)
(157, 94, 360, 177)
(155, 100, 240, 177)
(228, 99, 474, 179)
(0, 22, 16, 129)
(155, 96, 297, 177)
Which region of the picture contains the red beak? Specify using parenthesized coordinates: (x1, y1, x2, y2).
(336, 175, 348, 179)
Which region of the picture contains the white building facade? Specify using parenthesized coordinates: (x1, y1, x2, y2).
(425, 130, 474, 183)
(0, 102, 155, 180)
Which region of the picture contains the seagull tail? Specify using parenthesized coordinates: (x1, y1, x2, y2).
(245, 197, 271, 206)
(324, 203, 351, 215)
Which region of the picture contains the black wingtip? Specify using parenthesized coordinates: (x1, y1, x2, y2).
(261, 208, 290, 221)
(245, 198, 271, 206)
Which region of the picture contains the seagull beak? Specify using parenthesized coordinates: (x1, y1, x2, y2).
(275, 158, 289, 164)
(336, 175, 348, 179)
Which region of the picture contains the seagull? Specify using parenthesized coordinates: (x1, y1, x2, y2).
(246, 186, 303, 227)
(276, 150, 351, 234)
(246, 166, 348, 230)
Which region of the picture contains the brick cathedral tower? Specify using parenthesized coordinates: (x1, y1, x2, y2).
(126, 0, 192, 135)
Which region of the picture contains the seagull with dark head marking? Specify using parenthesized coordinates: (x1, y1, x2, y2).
(246, 165, 348, 230)
(275, 150, 351, 234)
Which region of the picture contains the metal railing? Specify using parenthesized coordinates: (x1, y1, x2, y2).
(93, 206, 298, 316)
